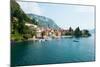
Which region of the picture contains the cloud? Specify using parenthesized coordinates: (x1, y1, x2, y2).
(17, 1, 43, 15)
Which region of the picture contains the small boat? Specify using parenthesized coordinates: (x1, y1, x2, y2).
(73, 40, 79, 42)
(45, 37, 52, 41)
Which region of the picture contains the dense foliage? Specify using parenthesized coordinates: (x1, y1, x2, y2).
(64, 27, 91, 37)
(11, 0, 37, 41)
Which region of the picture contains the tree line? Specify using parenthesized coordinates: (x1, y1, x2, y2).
(64, 27, 91, 37)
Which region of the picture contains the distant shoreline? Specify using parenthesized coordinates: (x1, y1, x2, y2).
(11, 35, 92, 43)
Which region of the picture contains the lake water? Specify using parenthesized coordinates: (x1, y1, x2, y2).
(11, 34, 95, 66)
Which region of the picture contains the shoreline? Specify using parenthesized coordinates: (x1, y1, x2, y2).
(11, 35, 91, 43)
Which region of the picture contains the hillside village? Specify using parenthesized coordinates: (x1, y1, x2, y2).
(25, 23, 61, 40)
(25, 23, 91, 41)
(11, 0, 91, 42)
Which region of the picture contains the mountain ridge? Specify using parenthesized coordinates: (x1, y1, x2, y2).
(27, 13, 60, 30)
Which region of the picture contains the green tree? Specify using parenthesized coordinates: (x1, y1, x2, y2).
(69, 27, 73, 32)
(82, 30, 91, 36)
(69, 27, 73, 35)
(74, 27, 82, 37)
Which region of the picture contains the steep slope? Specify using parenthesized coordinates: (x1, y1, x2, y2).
(11, 0, 36, 41)
(27, 14, 60, 30)
(11, 0, 32, 23)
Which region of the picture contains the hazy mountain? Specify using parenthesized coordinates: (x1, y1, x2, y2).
(27, 14, 60, 30)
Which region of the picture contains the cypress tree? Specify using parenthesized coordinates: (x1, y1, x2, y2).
(74, 27, 82, 37)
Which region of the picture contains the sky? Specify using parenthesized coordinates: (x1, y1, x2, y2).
(17, 1, 95, 30)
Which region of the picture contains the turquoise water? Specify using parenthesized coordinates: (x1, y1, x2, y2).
(11, 34, 95, 66)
